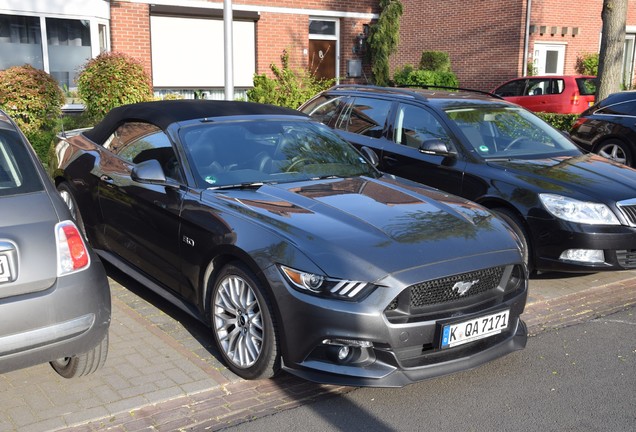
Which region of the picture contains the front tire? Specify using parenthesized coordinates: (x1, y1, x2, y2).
(211, 263, 280, 380)
(493, 207, 533, 275)
(596, 139, 632, 166)
(57, 182, 87, 239)
(50, 334, 109, 378)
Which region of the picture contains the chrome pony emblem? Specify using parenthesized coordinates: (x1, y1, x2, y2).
(452, 279, 479, 296)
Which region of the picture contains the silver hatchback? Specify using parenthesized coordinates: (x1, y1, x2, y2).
(0, 110, 110, 378)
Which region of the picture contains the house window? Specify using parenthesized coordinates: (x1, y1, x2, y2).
(150, 15, 255, 89)
(0, 14, 43, 70)
(0, 13, 107, 89)
(46, 18, 92, 89)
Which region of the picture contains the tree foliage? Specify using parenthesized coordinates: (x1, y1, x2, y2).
(246, 51, 334, 109)
(77, 52, 153, 121)
(368, 0, 403, 86)
(575, 53, 599, 76)
(596, 0, 628, 100)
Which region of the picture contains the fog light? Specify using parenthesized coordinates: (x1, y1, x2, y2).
(322, 338, 373, 348)
(337, 346, 350, 361)
(559, 249, 605, 263)
(323, 339, 374, 364)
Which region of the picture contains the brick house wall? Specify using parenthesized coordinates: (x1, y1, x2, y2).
(392, 0, 636, 92)
(109, 0, 378, 89)
(110, 2, 153, 78)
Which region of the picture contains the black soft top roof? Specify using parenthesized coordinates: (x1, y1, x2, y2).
(83, 100, 306, 145)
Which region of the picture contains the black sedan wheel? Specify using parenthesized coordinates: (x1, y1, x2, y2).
(211, 263, 280, 380)
(493, 207, 533, 274)
(57, 182, 87, 238)
(596, 139, 632, 166)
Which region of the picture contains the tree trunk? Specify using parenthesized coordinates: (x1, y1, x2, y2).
(596, 0, 628, 101)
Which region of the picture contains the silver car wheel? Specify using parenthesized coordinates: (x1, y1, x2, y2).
(213, 274, 264, 369)
(598, 143, 628, 165)
(59, 188, 77, 220)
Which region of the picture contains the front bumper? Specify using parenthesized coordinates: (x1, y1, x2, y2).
(265, 257, 528, 388)
(0, 257, 111, 374)
(528, 216, 636, 272)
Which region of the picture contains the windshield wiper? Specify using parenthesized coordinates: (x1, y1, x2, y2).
(208, 182, 264, 190)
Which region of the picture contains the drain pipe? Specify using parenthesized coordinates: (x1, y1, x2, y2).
(224, 0, 234, 100)
(522, 0, 532, 76)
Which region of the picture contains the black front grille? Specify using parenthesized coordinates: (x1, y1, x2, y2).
(617, 201, 636, 226)
(616, 250, 636, 268)
(385, 266, 504, 311)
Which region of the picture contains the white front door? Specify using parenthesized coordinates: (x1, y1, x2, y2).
(533, 43, 566, 75)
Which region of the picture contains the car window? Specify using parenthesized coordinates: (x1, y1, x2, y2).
(526, 78, 557, 96)
(0, 129, 43, 196)
(494, 79, 526, 97)
(180, 119, 379, 188)
(105, 122, 183, 182)
(301, 95, 347, 126)
(576, 78, 597, 95)
(598, 100, 636, 116)
(393, 104, 454, 150)
(335, 97, 391, 138)
(444, 106, 580, 158)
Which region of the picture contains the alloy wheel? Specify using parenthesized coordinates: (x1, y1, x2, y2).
(213, 275, 264, 368)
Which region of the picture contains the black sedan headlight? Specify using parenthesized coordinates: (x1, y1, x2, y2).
(279, 265, 375, 301)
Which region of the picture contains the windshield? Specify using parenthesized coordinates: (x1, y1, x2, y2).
(444, 105, 581, 159)
(180, 119, 379, 189)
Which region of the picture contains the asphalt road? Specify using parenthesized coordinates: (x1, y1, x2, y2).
(223, 307, 636, 432)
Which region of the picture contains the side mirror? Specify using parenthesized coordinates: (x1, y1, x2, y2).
(360, 146, 380, 166)
(131, 159, 169, 185)
(419, 139, 456, 157)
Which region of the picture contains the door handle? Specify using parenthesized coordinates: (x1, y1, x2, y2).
(99, 175, 114, 184)
(383, 155, 398, 165)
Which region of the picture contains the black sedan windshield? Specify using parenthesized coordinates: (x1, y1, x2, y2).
(181, 120, 379, 188)
(444, 106, 581, 159)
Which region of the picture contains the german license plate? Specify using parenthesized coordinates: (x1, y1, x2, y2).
(441, 310, 509, 348)
(0, 254, 11, 283)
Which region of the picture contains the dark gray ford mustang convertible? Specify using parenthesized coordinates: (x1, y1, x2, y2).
(51, 100, 528, 387)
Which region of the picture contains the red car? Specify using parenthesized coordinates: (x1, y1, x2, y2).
(492, 75, 596, 114)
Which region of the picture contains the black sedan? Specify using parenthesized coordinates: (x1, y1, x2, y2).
(570, 90, 636, 167)
(50, 100, 527, 387)
(300, 85, 636, 274)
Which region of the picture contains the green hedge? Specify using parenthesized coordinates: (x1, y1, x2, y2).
(535, 112, 579, 131)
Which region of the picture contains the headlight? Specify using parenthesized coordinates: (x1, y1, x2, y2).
(279, 265, 374, 301)
(539, 193, 620, 225)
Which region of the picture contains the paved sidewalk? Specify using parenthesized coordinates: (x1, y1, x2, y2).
(1, 268, 635, 432)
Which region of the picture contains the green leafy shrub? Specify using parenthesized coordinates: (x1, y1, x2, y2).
(575, 53, 599, 76)
(536, 112, 579, 131)
(0, 65, 65, 136)
(419, 51, 451, 72)
(77, 52, 153, 121)
(247, 51, 334, 109)
(393, 65, 459, 88)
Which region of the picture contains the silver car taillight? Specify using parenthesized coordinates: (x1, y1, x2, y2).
(56, 221, 90, 275)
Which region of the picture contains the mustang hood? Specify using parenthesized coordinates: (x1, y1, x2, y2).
(203, 176, 521, 281)
(487, 153, 636, 201)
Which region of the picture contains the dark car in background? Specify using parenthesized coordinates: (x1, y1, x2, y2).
(50, 100, 528, 387)
(300, 85, 636, 274)
(570, 91, 636, 167)
(0, 109, 110, 378)
(492, 75, 596, 114)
